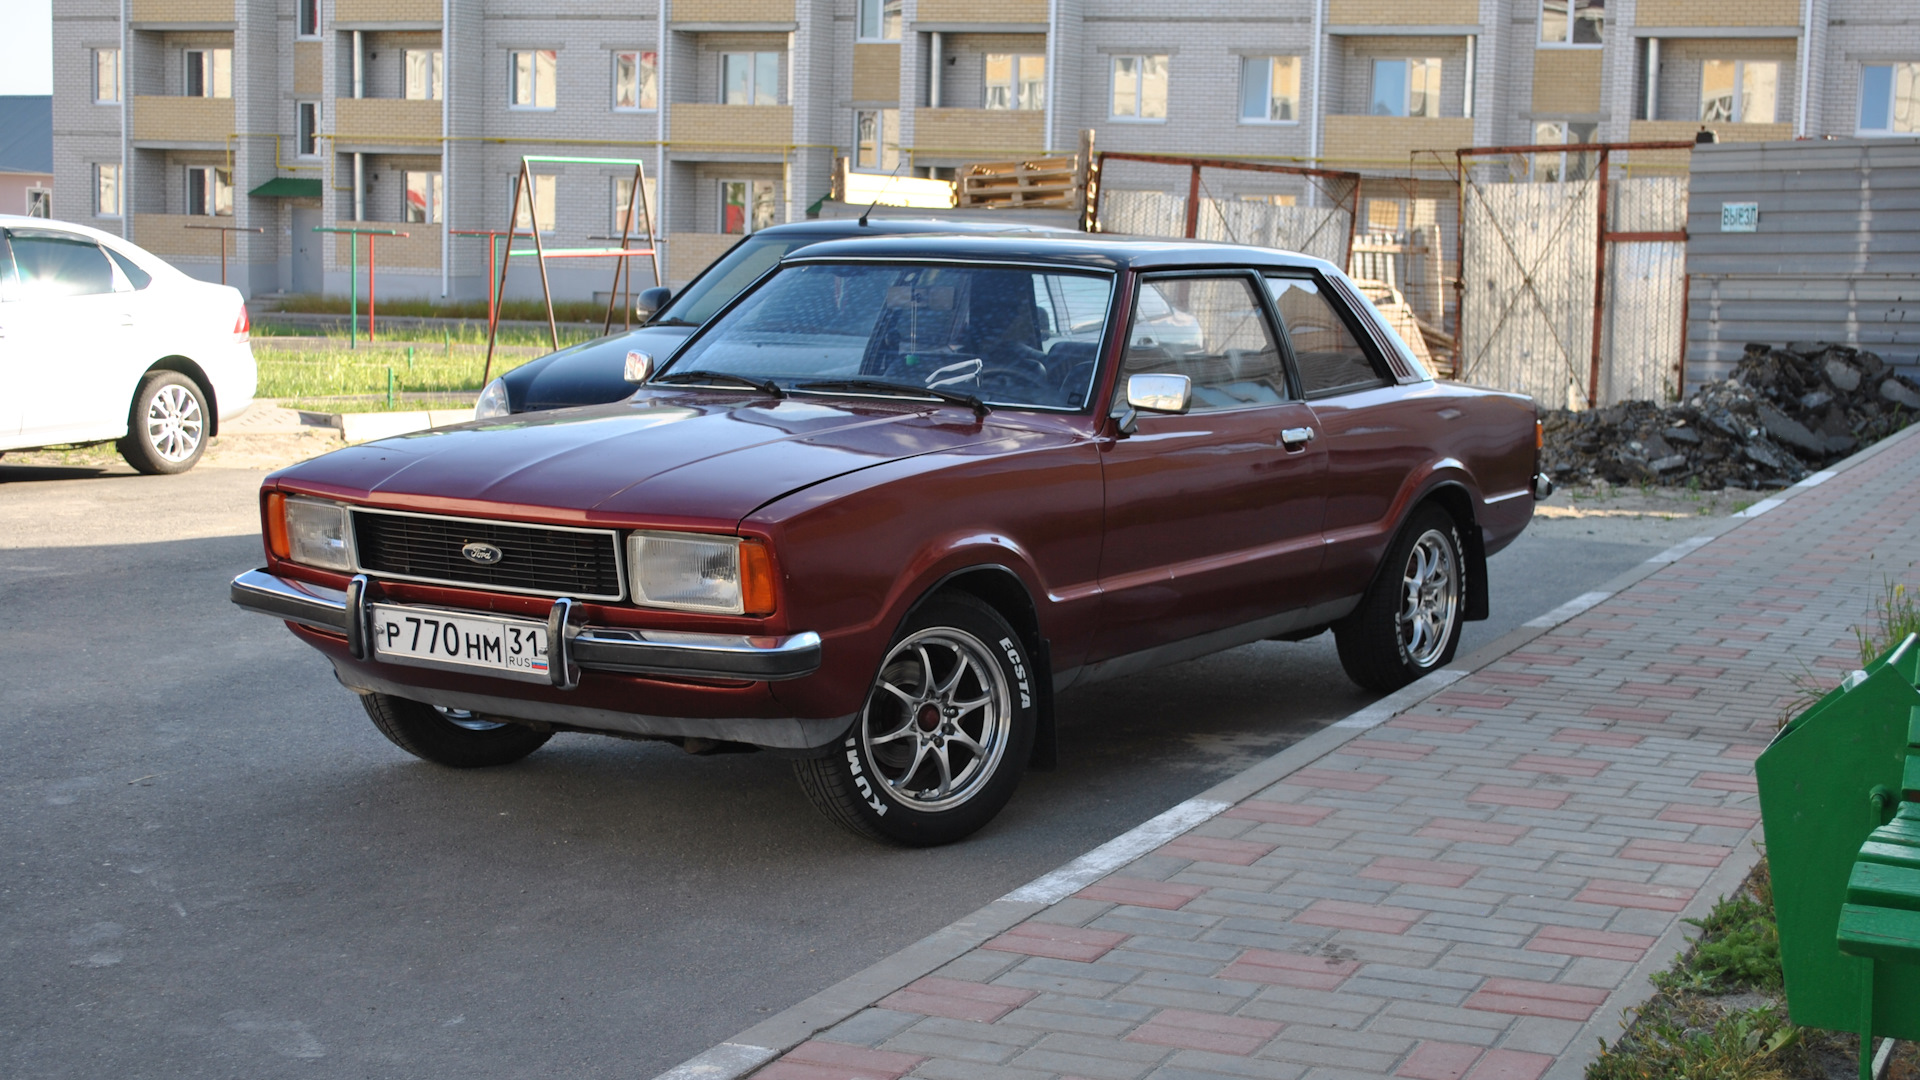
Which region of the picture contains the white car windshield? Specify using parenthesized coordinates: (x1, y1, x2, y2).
(663, 262, 1114, 410)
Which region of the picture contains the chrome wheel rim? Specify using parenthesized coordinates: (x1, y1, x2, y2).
(1398, 529, 1459, 669)
(437, 706, 507, 732)
(145, 384, 204, 462)
(860, 627, 1012, 812)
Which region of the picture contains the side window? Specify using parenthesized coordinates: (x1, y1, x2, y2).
(104, 245, 153, 290)
(1266, 275, 1387, 397)
(8, 233, 116, 298)
(1118, 275, 1288, 412)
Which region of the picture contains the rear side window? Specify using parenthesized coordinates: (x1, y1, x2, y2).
(104, 245, 153, 289)
(8, 232, 116, 298)
(1265, 275, 1387, 397)
(1118, 275, 1290, 412)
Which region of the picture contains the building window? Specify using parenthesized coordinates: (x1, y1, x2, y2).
(185, 49, 233, 98)
(1701, 60, 1778, 123)
(296, 101, 319, 156)
(94, 48, 120, 103)
(509, 49, 558, 109)
(720, 179, 777, 235)
(722, 52, 780, 105)
(1239, 56, 1299, 122)
(614, 50, 658, 110)
(612, 174, 658, 235)
(297, 0, 319, 37)
(856, 0, 902, 42)
(1110, 55, 1169, 120)
(853, 108, 899, 171)
(985, 54, 1045, 111)
(1370, 58, 1441, 118)
(1859, 62, 1920, 135)
(95, 163, 121, 217)
(1540, 0, 1603, 46)
(1530, 120, 1597, 181)
(27, 188, 51, 217)
(187, 167, 234, 217)
(511, 174, 557, 232)
(405, 171, 442, 223)
(405, 50, 443, 100)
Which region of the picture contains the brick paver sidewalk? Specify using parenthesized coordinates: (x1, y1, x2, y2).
(737, 429, 1920, 1080)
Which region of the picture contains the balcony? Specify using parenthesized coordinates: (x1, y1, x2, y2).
(129, 0, 233, 25)
(670, 0, 795, 26)
(667, 233, 740, 284)
(130, 96, 233, 146)
(1634, 0, 1799, 29)
(1327, 0, 1475, 25)
(131, 214, 230, 259)
(1321, 116, 1474, 171)
(333, 223, 441, 270)
(1624, 119, 1793, 170)
(914, 0, 1046, 26)
(668, 105, 793, 155)
(335, 99, 442, 147)
(912, 109, 1044, 158)
(335, 0, 442, 24)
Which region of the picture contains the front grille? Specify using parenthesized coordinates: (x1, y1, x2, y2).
(352, 510, 624, 601)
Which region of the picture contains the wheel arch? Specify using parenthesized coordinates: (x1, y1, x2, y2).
(1413, 481, 1489, 622)
(141, 356, 220, 437)
(903, 563, 1058, 769)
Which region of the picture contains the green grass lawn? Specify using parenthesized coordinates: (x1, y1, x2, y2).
(253, 342, 543, 399)
(268, 293, 632, 325)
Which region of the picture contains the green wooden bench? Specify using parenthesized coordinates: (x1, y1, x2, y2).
(1834, 706, 1920, 1079)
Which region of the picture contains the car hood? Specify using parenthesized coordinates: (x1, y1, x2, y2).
(510, 325, 698, 409)
(276, 391, 1022, 526)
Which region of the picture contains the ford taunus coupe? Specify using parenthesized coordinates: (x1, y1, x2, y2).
(232, 235, 1545, 845)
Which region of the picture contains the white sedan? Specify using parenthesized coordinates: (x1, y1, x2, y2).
(0, 215, 257, 474)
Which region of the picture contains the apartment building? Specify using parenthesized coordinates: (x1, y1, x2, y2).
(50, 0, 1920, 301)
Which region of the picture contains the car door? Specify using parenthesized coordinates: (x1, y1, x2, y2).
(4, 229, 138, 445)
(1092, 271, 1328, 665)
(1266, 272, 1416, 606)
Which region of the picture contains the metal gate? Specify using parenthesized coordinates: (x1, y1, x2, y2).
(1087, 153, 1362, 270)
(1455, 142, 1692, 409)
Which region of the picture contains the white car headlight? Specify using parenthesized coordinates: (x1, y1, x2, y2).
(475, 377, 511, 419)
(285, 497, 353, 571)
(627, 532, 760, 614)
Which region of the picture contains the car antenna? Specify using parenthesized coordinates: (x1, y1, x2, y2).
(858, 157, 910, 228)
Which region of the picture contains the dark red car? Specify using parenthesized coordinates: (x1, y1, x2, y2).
(232, 235, 1544, 845)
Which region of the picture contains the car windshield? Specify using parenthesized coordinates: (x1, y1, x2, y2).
(654, 233, 813, 326)
(663, 262, 1114, 410)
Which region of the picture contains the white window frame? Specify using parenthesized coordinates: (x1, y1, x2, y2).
(26, 187, 51, 218)
(856, 0, 902, 42)
(296, 100, 320, 158)
(1369, 58, 1441, 118)
(612, 50, 659, 111)
(721, 52, 780, 106)
(1109, 54, 1169, 122)
(1699, 59, 1780, 124)
(510, 174, 557, 233)
(1857, 62, 1920, 136)
(719, 179, 776, 235)
(187, 166, 234, 217)
(404, 49, 443, 101)
(1238, 56, 1300, 124)
(1539, 0, 1603, 47)
(611, 174, 657, 235)
(508, 49, 558, 110)
(93, 48, 121, 104)
(185, 48, 233, 99)
(852, 108, 899, 172)
(296, 0, 319, 38)
(95, 163, 121, 218)
(1529, 120, 1597, 181)
(984, 53, 1045, 111)
(405, 171, 443, 224)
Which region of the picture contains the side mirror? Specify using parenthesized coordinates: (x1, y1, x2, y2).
(1116, 373, 1192, 435)
(634, 286, 673, 322)
(623, 350, 654, 384)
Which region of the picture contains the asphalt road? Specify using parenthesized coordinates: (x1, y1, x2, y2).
(0, 459, 1723, 1079)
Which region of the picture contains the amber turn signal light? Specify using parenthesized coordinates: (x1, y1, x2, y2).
(1536, 419, 1544, 450)
(266, 492, 290, 559)
(740, 540, 776, 616)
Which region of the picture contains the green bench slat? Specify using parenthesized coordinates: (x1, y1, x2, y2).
(1906, 757, 1920, 802)
(1837, 902, 1920, 964)
(1908, 704, 1920, 747)
(1849, 861, 1920, 911)
(1859, 840, 1920, 869)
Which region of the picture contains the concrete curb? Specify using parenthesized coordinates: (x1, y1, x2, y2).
(651, 423, 1920, 1080)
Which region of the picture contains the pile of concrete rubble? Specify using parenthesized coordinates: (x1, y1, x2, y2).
(1540, 342, 1920, 490)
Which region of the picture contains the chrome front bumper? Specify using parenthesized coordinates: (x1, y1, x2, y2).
(230, 568, 823, 684)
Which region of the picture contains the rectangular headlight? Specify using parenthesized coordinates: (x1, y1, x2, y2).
(628, 531, 746, 614)
(284, 497, 353, 572)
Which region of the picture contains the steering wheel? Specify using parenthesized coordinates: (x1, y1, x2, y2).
(975, 360, 1058, 405)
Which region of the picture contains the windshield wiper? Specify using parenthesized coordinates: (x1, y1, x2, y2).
(793, 378, 990, 417)
(650, 370, 785, 398)
(647, 316, 700, 327)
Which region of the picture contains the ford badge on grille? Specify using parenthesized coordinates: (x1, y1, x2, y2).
(461, 542, 504, 565)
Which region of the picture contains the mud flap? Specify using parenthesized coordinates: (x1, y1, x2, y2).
(1463, 524, 1490, 622)
(1029, 636, 1057, 771)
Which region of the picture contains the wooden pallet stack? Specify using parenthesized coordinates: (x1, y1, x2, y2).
(956, 130, 1096, 215)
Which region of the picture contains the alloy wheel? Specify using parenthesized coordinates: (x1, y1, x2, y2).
(145, 383, 204, 463)
(1398, 528, 1459, 669)
(859, 626, 1013, 812)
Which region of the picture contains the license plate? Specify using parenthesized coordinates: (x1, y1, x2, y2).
(369, 604, 551, 682)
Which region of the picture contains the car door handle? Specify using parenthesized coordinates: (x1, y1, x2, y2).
(1280, 426, 1315, 446)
